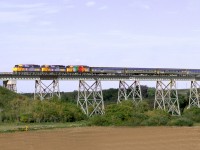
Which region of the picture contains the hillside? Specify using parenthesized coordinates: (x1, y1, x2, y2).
(0, 86, 86, 123)
(0, 86, 28, 110)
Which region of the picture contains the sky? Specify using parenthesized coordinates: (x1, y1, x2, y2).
(1, 0, 200, 92)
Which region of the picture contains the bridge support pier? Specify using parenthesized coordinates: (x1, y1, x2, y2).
(3, 80, 17, 92)
(188, 80, 200, 108)
(77, 80, 104, 116)
(117, 80, 142, 104)
(34, 79, 60, 100)
(154, 80, 180, 116)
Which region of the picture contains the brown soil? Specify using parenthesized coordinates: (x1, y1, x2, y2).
(0, 126, 200, 150)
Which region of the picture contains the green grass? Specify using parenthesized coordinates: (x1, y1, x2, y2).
(193, 123, 200, 126)
(0, 121, 88, 133)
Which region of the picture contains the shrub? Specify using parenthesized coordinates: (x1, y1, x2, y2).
(105, 102, 133, 123)
(183, 107, 200, 123)
(89, 115, 110, 126)
(94, 100, 151, 126)
(141, 109, 170, 126)
(142, 116, 169, 126)
(168, 117, 193, 126)
(18, 100, 86, 123)
(133, 101, 150, 113)
(127, 112, 148, 126)
(20, 113, 34, 123)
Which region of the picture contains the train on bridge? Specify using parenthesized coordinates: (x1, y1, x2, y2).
(12, 64, 200, 76)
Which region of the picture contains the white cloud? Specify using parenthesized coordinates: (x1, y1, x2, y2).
(99, 5, 108, 10)
(192, 29, 200, 32)
(43, 8, 60, 14)
(62, 0, 75, 8)
(141, 4, 150, 10)
(166, 11, 178, 14)
(130, 1, 151, 10)
(0, 11, 35, 23)
(65, 4, 75, 8)
(0, 2, 60, 23)
(0, 2, 46, 9)
(85, 1, 96, 7)
(37, 21, 52, 26)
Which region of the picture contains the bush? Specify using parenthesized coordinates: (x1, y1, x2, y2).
(2, 99, 87, 123)
(88, 101, 133, 126)
(168, 117, 193, 126)
(183, 107, 200, 123)
(91, 100, 151, 126)
(127, 112, 148, 126)
(142, 116, 169, 126)
(20, 113, 34, 123)
(89, 115, 110, 126)
(104, 101, 134, 125)
(141, 109, 170, 126)
(133, 101, 150, 113)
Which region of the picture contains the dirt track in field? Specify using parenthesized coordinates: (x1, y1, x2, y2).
(0, 126, 200, 150)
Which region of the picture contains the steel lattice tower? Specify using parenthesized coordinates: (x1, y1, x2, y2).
(188, 80, 200, 108)
(117, 80, 142, 104)
(154, 80, 180, 116)
(77, 80, 104, 116)
(34, 79, 60, 100)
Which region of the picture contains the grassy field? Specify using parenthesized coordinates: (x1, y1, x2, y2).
(0, 121, 199, 133)
(0, 121, 88, 133)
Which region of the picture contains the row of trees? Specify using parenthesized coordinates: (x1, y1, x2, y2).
(0, 86, 199, 127)
(0, 87, 86, 123)
(58, 86, 189, 112)
(89, 100, 200, 126)
(0, 98, 86, 123)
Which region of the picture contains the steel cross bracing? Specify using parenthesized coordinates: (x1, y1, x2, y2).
(77, 80, 105, 116)
(117, 80, 142, 104)
(154, 80, 181, 116)
(34, 79, 60, 100)
(188, 80, 200, 108)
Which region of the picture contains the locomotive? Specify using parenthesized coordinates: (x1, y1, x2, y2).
(12, 64, 200, 76)
(12, 64, 91, 73)
(13, 64, 40, 72)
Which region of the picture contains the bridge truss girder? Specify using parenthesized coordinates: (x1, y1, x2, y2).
(188, 80, 200, 108)
(117, 80, 142, 104)
(34, 79, 60, 100)
(77, 80, 105, 116)
(3, 80, 17, 92)
(154, 80, 180, 116)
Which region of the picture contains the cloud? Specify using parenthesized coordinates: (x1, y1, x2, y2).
(0, 11, 35, 23)
(99, 5, 108, 10)
(36, 21, 52, 26)
(85, 1, 96, 7)
(141, 4, 150, 10)
(65, 4, 75, 8)
(0, 2, 46, 9)
(62, 0, 75, 8)
(192, 29, 200, 32)
(166, 11, 178, 14)
(130, 1, 151, 10)
(0, 2, 60, 23)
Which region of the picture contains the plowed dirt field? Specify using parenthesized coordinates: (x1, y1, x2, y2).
(0, 127, 200, 150)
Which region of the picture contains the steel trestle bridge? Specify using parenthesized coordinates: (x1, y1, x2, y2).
(1, 72, 200, 116)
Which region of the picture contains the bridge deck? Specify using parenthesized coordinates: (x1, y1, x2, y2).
(0, 72, 200, 81)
